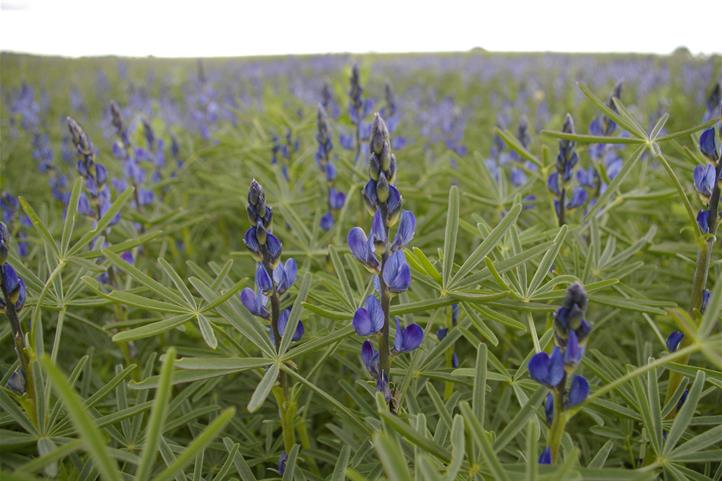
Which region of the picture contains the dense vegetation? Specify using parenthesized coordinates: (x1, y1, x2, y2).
(1, 51, 721, 481)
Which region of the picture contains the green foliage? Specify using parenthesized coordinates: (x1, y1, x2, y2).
(1, 51, 721, 480)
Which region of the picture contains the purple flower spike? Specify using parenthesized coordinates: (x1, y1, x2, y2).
(352, 295, 384, 336)
(564, 330, 584, 366)
(392, 210, 416, 250)
(566, 375, 589, 407)
(348, 227, 380, 271)
(393, 318, 424, 353)
(382, 250, 411, 293)
(361, 340, 379, 375)
(666, 331, 684, 352)
(269, 308, 304, 343)
(528, 347, 565, 388)
(240, 288, 269, 319)
(538, 448, 552, 465)
(694, 163, 716, 197)
(273, 258, 297, 294)
(699, 128, 719, 162)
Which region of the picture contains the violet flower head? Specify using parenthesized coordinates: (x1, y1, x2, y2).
(393, 318, 423, 353)
(528, 347, 565, 388)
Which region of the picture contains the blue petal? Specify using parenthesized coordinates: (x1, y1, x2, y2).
(361, 340, 378, 374)
(394, 317, 403, 352)
(399, 323, 424, 352)
(243, 227, 261, 255)
(255, 264, 273, 293)
(392, 210, 416, 250)
(528, 351, 551, 385)
(548, 347, 565, 387)
(700, 128, 719, 161)
(538, 448, 552, 465)
(567, 375, 590, 407)
(265, 234, 282, 263)
(666, 331, 684, 352)
(371, 209, 387, 245)
(366, 295, 385, 333)
(564, 330, 584, 366)
(545, 392, 554, 425)
(352, 307, 373, 336)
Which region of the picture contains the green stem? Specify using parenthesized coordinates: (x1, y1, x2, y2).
(379, 252, 391, 385)
(1, 265, 37, 425)
(549, 389, 567, 463)
(268, 272, 294, 452)
(666, 161, 721, 408)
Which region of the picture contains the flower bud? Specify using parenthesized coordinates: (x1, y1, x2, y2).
(376, 172, 390, 204)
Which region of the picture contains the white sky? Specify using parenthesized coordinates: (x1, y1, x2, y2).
(0, 0, 720, 57)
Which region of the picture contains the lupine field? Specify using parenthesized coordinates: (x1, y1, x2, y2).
(1, 50, 722, 481)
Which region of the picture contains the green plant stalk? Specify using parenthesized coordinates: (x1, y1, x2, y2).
(1, 269, 37, 425)
(558, 186, 566, 226)
(268, 274, 295, 452)
(379, 251, 391, 387)
(666, 162, 722, 408)
(549, 388, 567, 463)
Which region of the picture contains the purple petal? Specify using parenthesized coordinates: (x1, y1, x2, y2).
(352, 307, 373, 336)
(255, 264, 273, 293)
(392, 210, 416, 250)
(567, 375, 589, 407)
(700, 128, 719, 161)
(400, 323, 424, 352)
(348, 227, 370, 263)
(528, 351, 551, 385)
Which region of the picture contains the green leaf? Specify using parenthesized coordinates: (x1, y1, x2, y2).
(18, 196, 60, 259)
(61, 178, 83, 255)
(247, 363, 279, 413)
(151, 407, 235, 481)
(450, 203, 521, 287)
(279, 272, 311, 355)
(527, 225, 568, 296)
(664, 371, 705, 455)
(459, 401, 510, 481)
(699, 269, 722, 338)
(444, 415, 465, 481)
(136, 347, 176, 481)
(40, 355, 123, 481)
(442, 185, 460, 288)
(330, 446, 351, 481)
(329, 245, 357, 310)
(197, 314, 218, 350)
(373, 431, 413, 481)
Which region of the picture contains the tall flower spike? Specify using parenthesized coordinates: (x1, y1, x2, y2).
(347, 112, 419, 404)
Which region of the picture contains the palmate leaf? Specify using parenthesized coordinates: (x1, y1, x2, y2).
(39, 355, 123, 481)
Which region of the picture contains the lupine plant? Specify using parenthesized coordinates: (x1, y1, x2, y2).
(348, 113, 422, 407)
(2, 52, 722, 481)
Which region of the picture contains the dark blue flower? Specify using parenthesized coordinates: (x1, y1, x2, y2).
(391, 210, 416, 251)
(545, 392, 554, 424)
(269, 308, 304, 343)
(566, 375, 589, 407)
(564, 330, 584, 366)
(273, 258, 297, 294)
(370, 209, 387, 249)
(6, 369, 26, 395)
(699, 128, 719, 162)
(436, 327, 448, 341)
(697, 209, 711, 233)
(554, 283, 589, 339)
(666, 331, 684, 352)
(538, 448, 552, 465)
(694, 163, 716, 197)
(528, 347, 565, 388)
(255, 264, 273, 294)
(328, 188, 346, 210)
(361, 340, 379, 375)
(566, 187, 587, 209)
(546, 172, 559, 194)
(240, 288, 269, 319)
(511, 168, 526, 187)
(320, 212, 334, 231)
(0, 222, 9, 263)
(353, 295, 384, 336)
(278, 451, 288, 475)
(348, 227, 380, 272)
(382, 250, 411, 293)
(393, 318, 424, 353)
